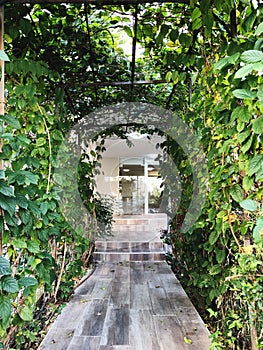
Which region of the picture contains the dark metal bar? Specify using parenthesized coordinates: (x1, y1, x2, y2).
(130, 4, 138, 96)
(79, 79, 167, 87)
(0, 0, 189, 5)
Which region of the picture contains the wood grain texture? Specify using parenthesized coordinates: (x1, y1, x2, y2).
(100, 304, 130, 346)
(154, 316, 211, 350)
(39, 328, 75, 350)
(110, 282, 130, 307)
(130, 310, 160, 350)
(130, 283, 152, 311)
(67, 336, 101, 350)
(91, 278, 113, 299)
(148, 284, 175, 316)
(99, 346, 132, 350)
(40, 214, 212, 349)
(76, 299, 108, 337)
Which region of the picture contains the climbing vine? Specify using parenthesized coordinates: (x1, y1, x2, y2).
(0, 1, 262, 349)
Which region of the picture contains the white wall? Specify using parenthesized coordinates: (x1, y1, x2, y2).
(96, 157, 119, 199)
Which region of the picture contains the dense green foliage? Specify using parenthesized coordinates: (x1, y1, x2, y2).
(0, 1, 262, 349)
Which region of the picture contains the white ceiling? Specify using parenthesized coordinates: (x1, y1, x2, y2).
(101, 135, 164, 161)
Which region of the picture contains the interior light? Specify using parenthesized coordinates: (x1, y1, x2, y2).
(127, 131, 147, 140)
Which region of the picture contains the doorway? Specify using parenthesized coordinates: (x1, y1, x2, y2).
(119, 157, 162, 215)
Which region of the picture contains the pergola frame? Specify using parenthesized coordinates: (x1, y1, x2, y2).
(0, 0, 189, 5)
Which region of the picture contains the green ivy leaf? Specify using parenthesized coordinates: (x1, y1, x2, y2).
(169, 29, 178, 42)
(232, 89, 256, 99)
(237, 130, 250, 144)
(20, 209, 31, 224)
(8, 170, 39, 186)
(209, 288, 220, 301)
(0, 180, 14, 197)
(231, 106, 251, 123)
(255, 168, 263, 181)
(253, 217, 263, 244)
(230, 184, 243, 203)
(240, 199, 258, 211)
(210, 264, 221, 275)
(0, 256, 12, 275)
(165, 71, 172, 82)
(216, 249, 226, 264)
(0, 295, 12, 324)
(51, 130, 64, 141)
(1, 276, 19, 293)
(242, 176, 254, 192)
(40, 202, 48, 215)
(252, 115, 263, 134)
(255, 22, 263, 36)
(241, 135, 253, 153)
(209, 230, 220, 245)
(27, 241, 40, 253)
(13, 238, 27, 249)
(234, 64, 254, 79)
(35, 137, 46, 147)
(0, 114, 21, 129)
(0, 50, 10, 61)
(0, 194, 16, 216)
(191, 8, 202, 30)
(16, 194, 29, 209)
(248, 155, 263, 176)
(27, 201, 41, 215)
(234, 62, 263, 79)
(241, 50, 263, 63)
(18, 276, 38, 288)
(214, 53, 240, 70)
(19, 305, 33, 321)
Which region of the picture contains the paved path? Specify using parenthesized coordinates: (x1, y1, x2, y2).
(40, 215, 211, 349)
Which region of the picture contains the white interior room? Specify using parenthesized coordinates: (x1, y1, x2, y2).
(95, 133, 165, 215)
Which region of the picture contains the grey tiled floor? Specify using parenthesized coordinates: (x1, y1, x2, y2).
(40, 262, 211, 350)
(39, 215, 211, 349)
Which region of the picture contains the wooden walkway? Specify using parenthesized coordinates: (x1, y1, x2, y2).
(39, 215, 211, 350)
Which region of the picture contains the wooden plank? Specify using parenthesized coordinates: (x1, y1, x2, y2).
(94, 263, 117, 278)
(75, 278, 96, 296)
(51, 295, 91, 329)
(148, 276, 175, 316)
(130, 262, 145, 284)
(110, 282, 130, 307)
(91, 278, 113, 299)
(100, 304, 129, 346)
(154, 316, 211, 350)
(76, 299, 108, 337)
(39, 328, 75, 350)
(130, 310, 160, 350)
(154, 262, 176, 275)
(100, 346, 131, 350)
(130, 283, 152, 311)
(114, 263, 130, 283)
(166, 290, 197, 310)
(67, 336, 101, 350)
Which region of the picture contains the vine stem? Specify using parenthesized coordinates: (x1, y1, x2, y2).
(0, 6, 4, 256)
(227, 214, 242, 251)
(225, 274, 263, 281)
(12, 248, 24, 276)
(53, 241, 67, 304)
(37, 104, 52, 194)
